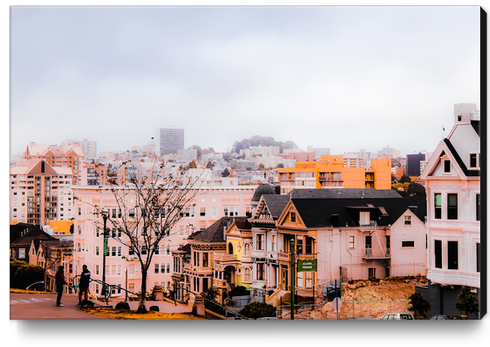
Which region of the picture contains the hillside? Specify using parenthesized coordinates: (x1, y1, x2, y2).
(230, 135, 298, 154)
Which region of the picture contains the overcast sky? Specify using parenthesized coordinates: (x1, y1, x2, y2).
(10, 5, 480, 157)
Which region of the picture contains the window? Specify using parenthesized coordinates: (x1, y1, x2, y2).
(154, 264, 160, 274)
(447, 194, 458, 220)
(290, 212, 296, 223)
(256, 234, 264, 250)
(402, 241, 415, 248)
(435, 240, 442, 269)
(257, 263, 265, 280)
(203, 252, 209, 267)
(271, 235, 277, 252)
(244, 243, 251, 256)
(200, 207, 206, 217)
(404, 216, 412, 225)
(434, 193, 442, 219)
(477, 243, 480, 273)
(244, 267, 251, 282)
(444, 160, 451, 173)
(359, 211, 370, 226)
(224, 208, 228, 216)
(305, 237, 313, 254)
(349, 236, 355, 249)
(19, 248, 25, 259)
(469, 153, 479, 168)
(476, 194, 481, 221)
(448, 241, 458, 270)
(211, 207, 217, 218)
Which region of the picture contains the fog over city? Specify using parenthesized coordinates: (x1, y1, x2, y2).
(10, 6, 480, 157)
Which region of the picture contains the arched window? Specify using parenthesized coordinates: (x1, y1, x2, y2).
(244, 268, 251, 282)
(228, 243, 233, 255)
(244, 243, 251, 256)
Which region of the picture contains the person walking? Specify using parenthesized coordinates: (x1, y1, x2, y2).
(78, 264, 91, 304)
(55, 266, 69, 307)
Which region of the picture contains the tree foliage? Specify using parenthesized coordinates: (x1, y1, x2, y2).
(407, 292, 431, 319)
(75, 161, 203, 313)
(10, 261, 44, 290)
(455, 286, 479, 319)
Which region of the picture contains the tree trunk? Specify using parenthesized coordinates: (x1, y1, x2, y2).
(137, 266, 148, 313)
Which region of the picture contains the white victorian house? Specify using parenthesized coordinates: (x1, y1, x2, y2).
(417, 103, 481, 319)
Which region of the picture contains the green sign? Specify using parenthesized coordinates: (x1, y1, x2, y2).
(104, 237, 109, 256)
(298, 259, 317, 272)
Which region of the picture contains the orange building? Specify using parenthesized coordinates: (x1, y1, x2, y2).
(278, 155, 391, 194)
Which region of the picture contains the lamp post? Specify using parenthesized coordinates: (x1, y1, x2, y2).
(101, 209, 109, 298)
(290, 237, 295, 320)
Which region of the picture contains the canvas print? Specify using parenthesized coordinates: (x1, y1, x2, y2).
(9, 5, 484, 328)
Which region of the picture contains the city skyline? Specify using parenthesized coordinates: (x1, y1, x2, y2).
(10, 6, 480, 158)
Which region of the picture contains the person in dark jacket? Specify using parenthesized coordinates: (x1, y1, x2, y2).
(78, 264, 91, 304)
(55, 266, 69, 307)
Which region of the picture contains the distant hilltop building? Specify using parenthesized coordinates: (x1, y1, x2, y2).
(60, 138, 97, 160)
(155, 127, 184, 156)
(377, 145, 401, 159)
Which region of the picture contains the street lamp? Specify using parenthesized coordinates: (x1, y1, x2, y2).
(101, 208, 109, 298)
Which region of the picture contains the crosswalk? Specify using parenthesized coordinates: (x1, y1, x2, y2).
(10, 297, 55, 305)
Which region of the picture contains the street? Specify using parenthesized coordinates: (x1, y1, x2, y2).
(9, 293, 110, 320)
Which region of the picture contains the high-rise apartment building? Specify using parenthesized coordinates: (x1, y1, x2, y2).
(154, 127, 184, 156)
(24, 142, 86, 185)
(10, 159, 74, 225)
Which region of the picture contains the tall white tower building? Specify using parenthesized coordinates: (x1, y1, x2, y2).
(154, 127, 184, 156)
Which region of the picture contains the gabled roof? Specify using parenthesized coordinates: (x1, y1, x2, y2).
(284, 197, 426, 229)
(10, 223, 56, 246)
(188, 217, 248, 243)
(443, 138, 479, 177)
(262, 194, 290, 219)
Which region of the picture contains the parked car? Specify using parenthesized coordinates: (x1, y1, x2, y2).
(347, 317, 377, 320)
(429, 314, 462, 320)
(380, 313, 414, 320)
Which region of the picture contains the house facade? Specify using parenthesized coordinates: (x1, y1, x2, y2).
(417, 103, 481, 318)
(269, 189, 427, 305)
(72, 176, 256, 299)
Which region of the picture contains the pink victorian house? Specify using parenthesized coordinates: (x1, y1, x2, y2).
(417, 103, 481, 319)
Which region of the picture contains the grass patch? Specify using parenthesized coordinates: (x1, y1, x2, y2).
(80, 307, 206, 320)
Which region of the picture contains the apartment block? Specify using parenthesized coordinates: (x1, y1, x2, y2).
(10, 159, 74, 225)
(278, 155, 391, 194)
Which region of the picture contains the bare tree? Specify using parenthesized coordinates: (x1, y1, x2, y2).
(76, 161, 203, 313)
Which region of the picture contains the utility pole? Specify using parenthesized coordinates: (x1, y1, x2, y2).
(290, 238, 295, 320)
(101, 209, 108, 298)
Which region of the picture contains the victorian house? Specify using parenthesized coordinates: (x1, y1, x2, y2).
(417, 103, 481, 318)
(272, 188, 427, 305)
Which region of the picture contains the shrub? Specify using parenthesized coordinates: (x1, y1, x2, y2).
(10, 261, 44, 290)
(239, 301, 276, 320)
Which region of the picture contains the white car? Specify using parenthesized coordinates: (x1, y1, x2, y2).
(380, 313, 414, 320)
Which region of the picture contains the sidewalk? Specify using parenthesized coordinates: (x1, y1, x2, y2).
(10, 293, 111, 320)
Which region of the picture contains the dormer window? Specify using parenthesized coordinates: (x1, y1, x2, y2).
(290, 212, 296, 223)
(444, 160, 451, 173)
(469, 153, 479, 169)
